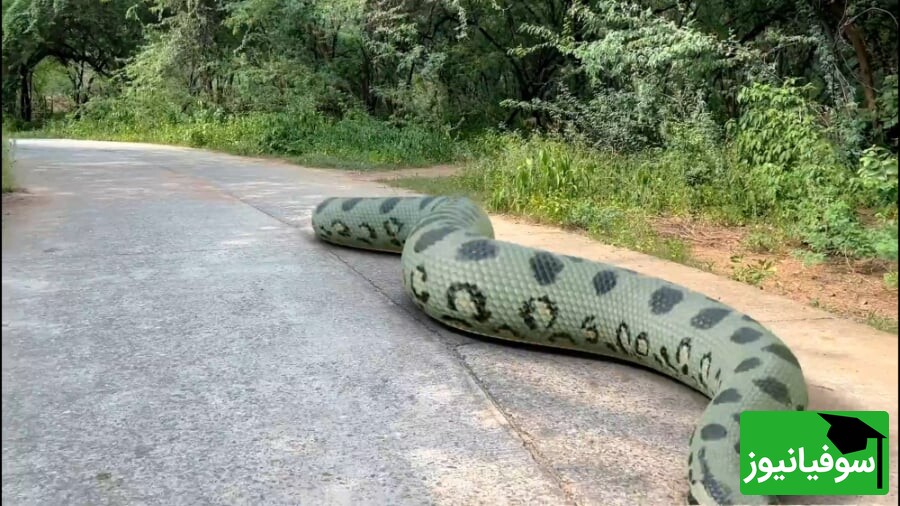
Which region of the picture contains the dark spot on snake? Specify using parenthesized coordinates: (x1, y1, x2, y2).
(413, 226, 458, 253)
(446, 283, 492, 322)
(341, 198, 362, 211)
(731, 327, 762, 344)
(734, 442, 740, 454)
(734, 357, 761, 373)
(530, 252, 565, 285)
(650, 286, 684, 314)
(659, 346, 678, 371)
(753, 377, 792, 406)
(688, 452, 693, 465)
(732, 413, 741, 423)
(713, 388, 742, 405)
(519, 296, 559, 330)
(314, 197, 336, 214)
(687, 491, 699, 505)
(615, 323, 632, 354)
(380, 197, 401, 213)
(690, 308, 731, 329)
(580, 316, 600, 344)
(634, 333, 650, 356)
(549, 332, 576, 344)
(495, 325, 521, 339)
(359, 223, 377, 240)
(384, 217, 403, 230)
(675, 337, 692, 365)
(593, 270, 618, 295)
(456, 240, 498, 261)
(331, 219, 351, 237)
(762, 343, 801, 368)
(410, 265, 429, 303)
(418, 196, 436, 210)
(412, 215, 444, 231)
(441, 315, 472, 328)
(697, 447, 733, 504)
(698, 352, 712, 387)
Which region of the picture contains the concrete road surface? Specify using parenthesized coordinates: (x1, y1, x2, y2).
(2, 140, 894, 505)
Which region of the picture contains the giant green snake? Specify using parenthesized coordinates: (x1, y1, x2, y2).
(311, 195, 809, 505)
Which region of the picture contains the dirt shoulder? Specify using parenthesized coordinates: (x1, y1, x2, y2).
(652, 216, 898, 333)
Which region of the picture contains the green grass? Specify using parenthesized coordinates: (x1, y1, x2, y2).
(729, 256, 777, 286)
(741, 225, 788, 254)
(384, 173, 694, 264)
(386, 135, 730, 264)
(384, 175, 478, 199)
(809, 298, 899, 335)
(884, 271, 898, 291)
(27, 110, 461, 171)
(2, 132, 15, 193)
(865, 313, 900, 334)
(434, 133, 897, 262)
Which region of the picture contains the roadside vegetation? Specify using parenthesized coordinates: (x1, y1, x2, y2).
(2, 0, 897, 328)
(2, 126, 15, 193)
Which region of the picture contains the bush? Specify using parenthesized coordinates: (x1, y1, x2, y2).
(732, 81, 897, 259)
(2, 121, 15, 193)
(459, 92, 897, 263)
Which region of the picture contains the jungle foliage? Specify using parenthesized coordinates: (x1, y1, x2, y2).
(2, 0, 897, 259)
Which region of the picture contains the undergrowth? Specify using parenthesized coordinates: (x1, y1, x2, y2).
(449, 83, 899, 266)
(31, 108, 460, 170)
(2, 125, 15, 193)
(23, 81, 900, 270)
(393, 123, 897, 269)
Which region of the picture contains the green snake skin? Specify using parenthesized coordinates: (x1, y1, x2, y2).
(312, 195, 809, 505)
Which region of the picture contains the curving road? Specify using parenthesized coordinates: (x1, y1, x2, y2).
(2, 140, 895, 505)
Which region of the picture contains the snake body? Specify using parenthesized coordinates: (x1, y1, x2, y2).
(312, 195, 809, 505)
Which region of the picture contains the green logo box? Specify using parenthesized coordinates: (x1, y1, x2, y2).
(740, 411, 889, 496)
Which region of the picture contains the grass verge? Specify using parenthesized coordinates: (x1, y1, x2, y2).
(385, 174, 694, 265)
(385, 134, 897, 334)
(2, 131, 15, 193)
(23, 110, 462, 171)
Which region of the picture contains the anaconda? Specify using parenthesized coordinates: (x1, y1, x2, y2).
(311, 195, 809, 505)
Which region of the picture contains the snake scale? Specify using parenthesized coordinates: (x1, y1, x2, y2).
(311, 195, 809, 505)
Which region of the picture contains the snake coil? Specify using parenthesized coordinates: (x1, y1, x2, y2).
(312, 195, 809, 505)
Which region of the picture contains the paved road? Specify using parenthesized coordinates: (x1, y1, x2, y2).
(1, 140, 891, 505)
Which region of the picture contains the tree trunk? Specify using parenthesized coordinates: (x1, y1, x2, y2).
(19, 67, 32, 123)
(842, 22, 877, 112)
(823, 0, 877, 113)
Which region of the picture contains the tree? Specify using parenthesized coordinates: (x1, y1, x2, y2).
(1, 0, 146, 121)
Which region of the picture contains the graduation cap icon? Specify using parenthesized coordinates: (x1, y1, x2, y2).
(818, 413, 886, 489)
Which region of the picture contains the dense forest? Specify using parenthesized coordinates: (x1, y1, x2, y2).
(2, 0, 898, 265)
